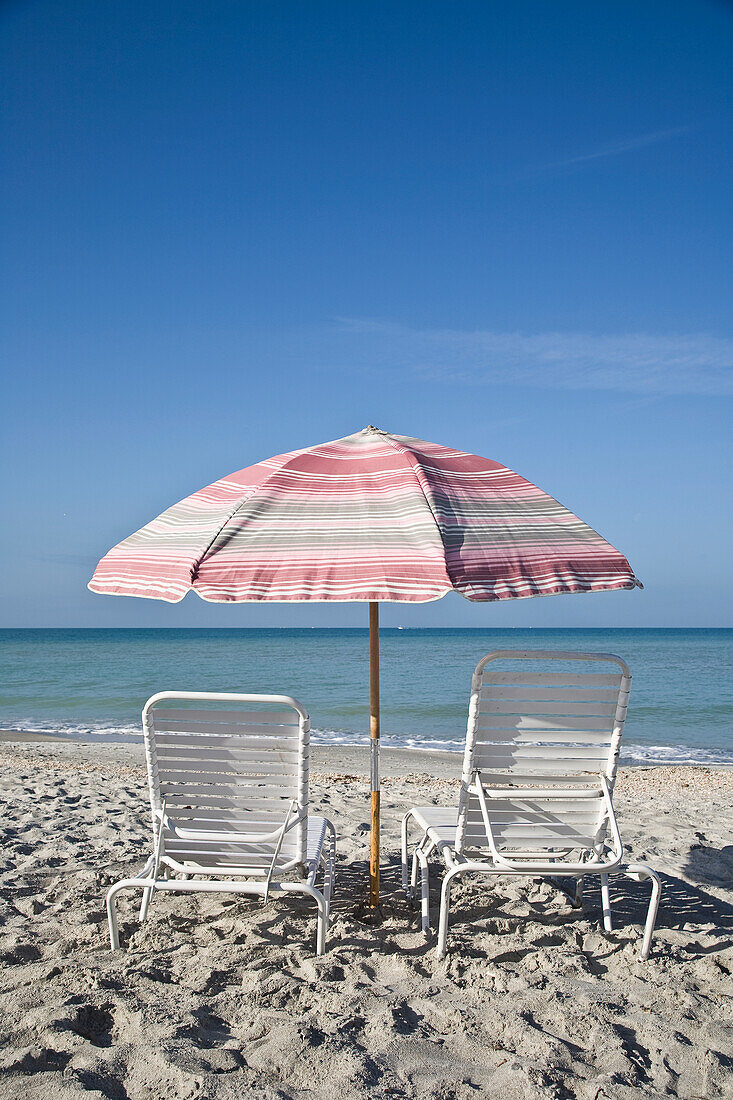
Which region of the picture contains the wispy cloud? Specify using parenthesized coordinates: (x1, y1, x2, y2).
(333, 319, 733, 397)
(530, 126, 691, 174)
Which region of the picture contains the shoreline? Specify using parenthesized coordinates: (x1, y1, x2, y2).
(1, 735, 732, 795)
(2, 728, 731, 773)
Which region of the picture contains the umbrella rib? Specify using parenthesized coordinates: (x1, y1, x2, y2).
(376, 431, 453, 591)
(189, 438, 334, 589)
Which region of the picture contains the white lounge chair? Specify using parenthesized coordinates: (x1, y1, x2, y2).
(106, 691, 336, 955)
(401, 651, 661, 960)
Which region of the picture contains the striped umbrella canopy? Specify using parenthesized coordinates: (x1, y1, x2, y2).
(89, 426, 641, 904)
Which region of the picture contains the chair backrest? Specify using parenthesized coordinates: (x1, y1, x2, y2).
(455, 651, 631, 855)
(142, 691, 310, 870)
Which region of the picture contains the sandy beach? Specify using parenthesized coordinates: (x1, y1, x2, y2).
(1, 736, 732, 1100)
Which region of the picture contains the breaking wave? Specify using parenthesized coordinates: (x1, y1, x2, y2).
(3, 719, 731, 768)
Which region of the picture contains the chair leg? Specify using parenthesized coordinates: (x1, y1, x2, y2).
(323, 823, 336, 925)
(313, 889, 328, 956)
(107, 877, 154, 950)
(416, 847, 431, 932)
(108, 859, 156, 949)
(301, 825, 336, 956)
(625, 863, 662, 960)
(107, 884, 122, 950)
(139, 886, 154, 922)
(279, 880, 329, 956)
(436, 867, 462, 960)
(409, 849, 420, 900)
(401, 812, 413, 894)
(600, 873, 613, 931)
(139, 862, 171, 920)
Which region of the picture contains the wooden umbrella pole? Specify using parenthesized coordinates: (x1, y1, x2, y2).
(369, 601, 380, 907)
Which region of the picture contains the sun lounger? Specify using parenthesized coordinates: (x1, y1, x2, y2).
(401, 651, 661, 960)
(106, 691, 336, 955)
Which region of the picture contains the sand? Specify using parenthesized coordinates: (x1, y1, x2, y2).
(1, 737, 732, 1099)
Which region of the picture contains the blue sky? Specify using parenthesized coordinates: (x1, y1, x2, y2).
(1, 0, 731, 628)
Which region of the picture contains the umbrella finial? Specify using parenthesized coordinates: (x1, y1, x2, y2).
(363, 425, 386, 435)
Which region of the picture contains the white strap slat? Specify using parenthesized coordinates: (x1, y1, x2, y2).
(165, 864, 275, 877)
(156, 745, 300, 765)
(481, 685, 623, 703)
(163, 830, 299, 848)
(475, 769, 604, 783)
(163, 840, 300, 859)
(153, 733, 302, 751)
(487, 828, 601, 844)
(156, 759, 297, 778)
(161, 787, 294, 805)
(482, 822, 598, 836)
(479, 699, 620, 717)
(152, 721, 302, 738)
(472, 758, 606, 774)
(456, 832, 600, 849)
(462, 805, 598, 822)
(166, 800, 300, 816)
(462, 825, 601, 842)
(475, 729, 613, 745)
(163, 841, 295, 857)
(165, 810, 296, 827)
(159, 780, 300, 797)
(474, 744, 610, 762)
(464, 805, 603, 822)
(475, 715, 615, 732)
(161, 800, 299, 818)
(457, 823, 598, 840)
(474, 790, 603, 803)
(152, 709, 299, 725)
(166, 802, 299, 818)
(162, 832, 302, 856)
(479, 671, 621, 687)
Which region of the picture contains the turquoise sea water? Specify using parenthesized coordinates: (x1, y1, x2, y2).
(0, 628, 731, 766)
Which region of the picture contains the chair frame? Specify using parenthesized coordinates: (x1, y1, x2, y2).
(401, 651, 661, 960)
(106, 691, 336, 955)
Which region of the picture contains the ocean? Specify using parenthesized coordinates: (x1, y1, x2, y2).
(0, 628, 731, 766)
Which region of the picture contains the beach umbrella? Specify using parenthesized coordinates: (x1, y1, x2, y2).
(89, 425, 641, 906)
